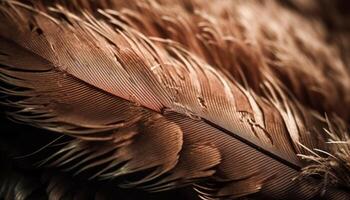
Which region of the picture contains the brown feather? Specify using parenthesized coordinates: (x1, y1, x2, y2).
(0, 1, 349, 200)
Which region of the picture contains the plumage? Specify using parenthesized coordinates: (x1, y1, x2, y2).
(0, 0, 349, 200)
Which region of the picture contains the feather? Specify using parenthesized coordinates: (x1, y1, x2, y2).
(0, 0, 349, 200)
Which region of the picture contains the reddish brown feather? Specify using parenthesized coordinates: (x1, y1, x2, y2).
(0, 1, 349, 200)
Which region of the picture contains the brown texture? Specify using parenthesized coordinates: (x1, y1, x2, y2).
(0, 0, 349, 200)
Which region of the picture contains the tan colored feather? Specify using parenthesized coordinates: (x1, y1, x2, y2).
(0, 1, 349, 200)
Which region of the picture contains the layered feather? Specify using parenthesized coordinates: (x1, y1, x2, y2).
(0, 1, 349, 200)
